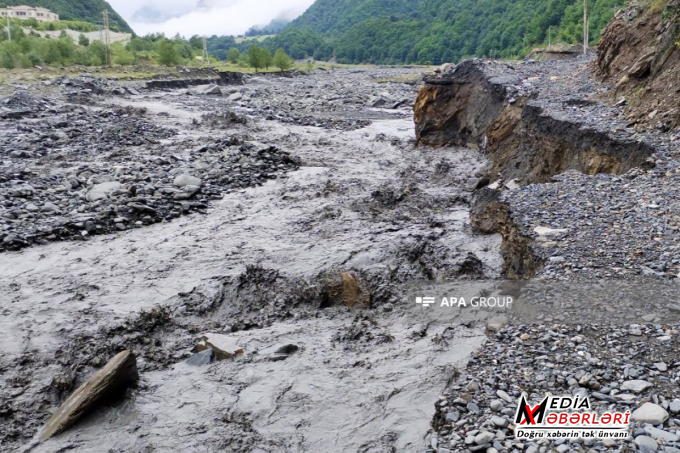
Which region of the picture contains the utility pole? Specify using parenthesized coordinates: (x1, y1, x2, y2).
(102, 9, 112, 67)
(548, 27, 551, 50)
(6, 15, 10, 42)
(583, 0, 588, 55)
(202, 36, 209, 66)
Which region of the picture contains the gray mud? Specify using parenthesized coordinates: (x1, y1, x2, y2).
(0, 69, 501, 452)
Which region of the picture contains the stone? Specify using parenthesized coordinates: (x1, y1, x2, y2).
(490, 400, 504, 412)
(196, 333, 244, 360)
(40, 351, 138, 441)
(628, 51, 655, 78)
(620, 379, 653, 393)
(203, 85, 222, 96)
(41, 202, 61, 214)
(446, 411, 460, 422)
(228, 92, 243, 101)
(634, 435, 659, 453)
(496, 390, 514, 403)
(632, 403, 669, 425)
(86, 181, 122, 202)
(669, 400, 680, 414)
(504, 179, 520, 190)
(654, 362, 668, 372)
(326, 272, 371, 309)
(173, 174, 202, 188)
(474, 431, 494, 445)
(533, 226, 568, 237)
(644, 425, 680, 443)
(491, 416, 508, 428)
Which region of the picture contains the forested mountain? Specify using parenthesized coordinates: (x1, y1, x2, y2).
(0, 0, 132, 33)
(245, 17, 291, 37)
(260, 0, 623, 64)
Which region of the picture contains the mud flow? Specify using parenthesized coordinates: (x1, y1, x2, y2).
(0, 69, 502, 452)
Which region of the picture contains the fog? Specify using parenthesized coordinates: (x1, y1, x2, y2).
(108, 0, 315, 36)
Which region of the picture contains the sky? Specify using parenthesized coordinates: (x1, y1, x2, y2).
(108, 0, 315, 37)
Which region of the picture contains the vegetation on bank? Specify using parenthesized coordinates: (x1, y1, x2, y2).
(253, 0, 625, 64)
(0, 24, 298, 72)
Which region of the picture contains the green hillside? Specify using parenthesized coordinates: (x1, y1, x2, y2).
(0, 0, 133, 33)
(262, 0, 623, 64)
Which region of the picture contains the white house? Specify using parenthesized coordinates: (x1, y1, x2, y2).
(0, 5, 59, 22)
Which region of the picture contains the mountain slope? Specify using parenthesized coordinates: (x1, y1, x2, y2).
(0, 0, 133, 33)
(268, 0, 623, 64)
(288, 0, 421, 37)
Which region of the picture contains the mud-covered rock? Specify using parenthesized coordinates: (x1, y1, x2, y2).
(40, 351, 138, 441)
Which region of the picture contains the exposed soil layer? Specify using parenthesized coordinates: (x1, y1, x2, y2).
(416, 56, 680, 281)
(596, 0, 680, 132)
(415, 58, 657, 185)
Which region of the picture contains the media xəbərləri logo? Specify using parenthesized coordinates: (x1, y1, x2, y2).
(514, 394, 630, 440)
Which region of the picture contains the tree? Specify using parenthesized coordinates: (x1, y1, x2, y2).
(157, 39, 180, 66)
(272, 48, 293, 71)
(248, 45, 267, 72)
(262, 48, 272, 69)
(79, 34, 90, 47)
(227, 47, 240, 63)
(89, 41, 107, 66)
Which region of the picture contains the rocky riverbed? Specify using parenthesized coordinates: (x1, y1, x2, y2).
(0, 67, 505, 452)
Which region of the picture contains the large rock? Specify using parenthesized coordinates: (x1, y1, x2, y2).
(173, 174, 202, 188)
(628, 51, 655, 78)
(40, 351, 139, 441)
(86, 181, 122, 202)
(325, 272, 371, 309)
(620, 379, 653, 393)
(196, 333, 244, 360)
(632, 402, 669, 425)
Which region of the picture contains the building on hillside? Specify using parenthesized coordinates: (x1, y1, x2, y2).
(0, 5, 59, 22)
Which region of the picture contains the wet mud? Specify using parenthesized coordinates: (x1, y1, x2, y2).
(0, 68, 501, 452)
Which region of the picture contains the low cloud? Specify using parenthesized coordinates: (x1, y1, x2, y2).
(109, 0, 314, 37)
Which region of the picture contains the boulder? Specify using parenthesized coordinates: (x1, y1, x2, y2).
(628, 51, 655, 78)
(632, 403, 669, 425)
(173, 174, 202, 188)
(326, 272, 371, 309)
(620, 379, 653, 393)
(40, 351, 138, 441)
(86, 181, 122, 202)
(196, 333, 244, 360)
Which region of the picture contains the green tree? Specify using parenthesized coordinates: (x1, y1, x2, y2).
(272, 48, 293, 71)
(248, 45, 267, 72)
(262, 47, 272, 69)
(227, 47, 240, 63)
(78, 34, 90, 47)
(157, 39, 180, 66)
(89, 41, 107, 66)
